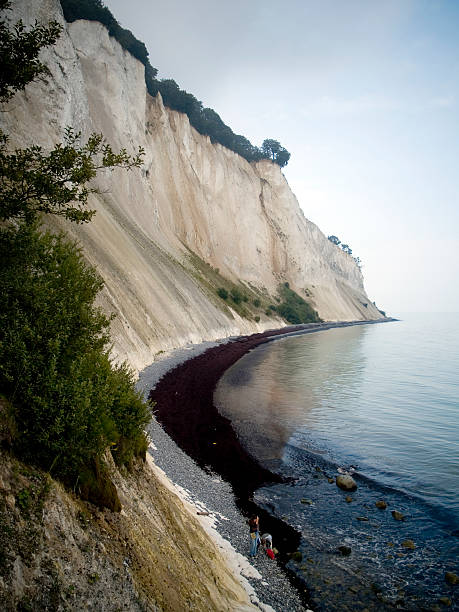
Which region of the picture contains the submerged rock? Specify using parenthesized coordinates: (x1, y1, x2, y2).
(336, 474, 357, 491)
(439, 596, 452, 606)
(338, 545, 352, 556)
(375, 500, 387, 510)
(391, 510, 405, 521)
(445, 572, 458, 585)
(402, 539, 415, 549)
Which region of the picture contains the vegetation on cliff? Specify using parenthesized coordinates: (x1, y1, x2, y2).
(0, 1, 149, 506)
(276, 283, 321, 325)
(328, 234, 362, 268)
(59, 0, 291, 167)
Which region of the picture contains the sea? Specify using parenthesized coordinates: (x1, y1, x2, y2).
(214, 313, 459, 611)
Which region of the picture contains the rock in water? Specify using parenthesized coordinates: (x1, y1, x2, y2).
(439, 596, 452, 606)
(336, 474, 357, 491)
(445, 572, 458, 585)
(391, 510, 405, 521)
(375, 500, 387, 509)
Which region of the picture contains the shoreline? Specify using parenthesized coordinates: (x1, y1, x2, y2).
(139, 318, 394, 610)
(148, 319, 394, 497)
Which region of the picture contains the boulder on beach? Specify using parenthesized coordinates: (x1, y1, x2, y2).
(336, 474, 358, 491)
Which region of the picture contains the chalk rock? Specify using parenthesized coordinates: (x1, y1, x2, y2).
(336, 474, 357, 491)
(0, 2, 384, 375)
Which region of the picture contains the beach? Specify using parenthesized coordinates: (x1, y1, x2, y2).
(137, 320, 392, 611)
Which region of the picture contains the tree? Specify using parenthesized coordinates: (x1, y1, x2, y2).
(261, 138, 291, 167)
(341, 244, 353, 255)
(262, 138, 281, 160)
(328, 235, 341, 246)
(275, 148, 290, 168)
(0, 4, 143, 226)
(0, 128, 144, 224)
(0, 2, 149, 498)
(0, 0, 62, 103)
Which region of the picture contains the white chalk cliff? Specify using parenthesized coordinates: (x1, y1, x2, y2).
(3, 0, 383, 372)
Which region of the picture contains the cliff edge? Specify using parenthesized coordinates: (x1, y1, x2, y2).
(1, 0, 382, 373)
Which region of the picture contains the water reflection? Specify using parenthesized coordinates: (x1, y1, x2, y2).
(214, 326, 367, 469)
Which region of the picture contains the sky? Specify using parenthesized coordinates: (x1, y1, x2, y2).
(106, 0, 459, 315)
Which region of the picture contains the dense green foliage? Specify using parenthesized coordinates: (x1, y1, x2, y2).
(59, 0, 291, 167)
(0, 3, 150, 496)
(261, 139, 291, 168)
(0, 0, 62, 102)
(0, 225, 150, 478)
(217, 287, 228, 300)
(276, 283, 321, 325)
(0, 127, 144, 224)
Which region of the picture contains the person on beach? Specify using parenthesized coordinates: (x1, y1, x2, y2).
(248, 515, 260, 557)
(261, 533, 272, 550)
(261, 533, 275, 559)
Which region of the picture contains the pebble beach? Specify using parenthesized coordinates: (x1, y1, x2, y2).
(136, 321, 393, 611)
(137, 333, 312, 611)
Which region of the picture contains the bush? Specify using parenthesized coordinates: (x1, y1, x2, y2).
(276, 284, 321, 325)
(0, 8, 149, 508)
(230, 288, 243, 304)
(254, 316, 260, 323)
(253, 298, 261, 308)
(0, 223, 150, 481)
(217, 287, 228, 300)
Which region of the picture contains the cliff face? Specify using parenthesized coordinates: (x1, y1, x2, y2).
(2, 0, 382, 372)
(0, 448, 259, 611)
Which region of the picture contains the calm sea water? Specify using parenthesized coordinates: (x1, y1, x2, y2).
(215, 313, 459, 610)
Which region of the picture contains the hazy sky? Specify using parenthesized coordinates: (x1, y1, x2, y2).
(106, 0, 459, 315)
